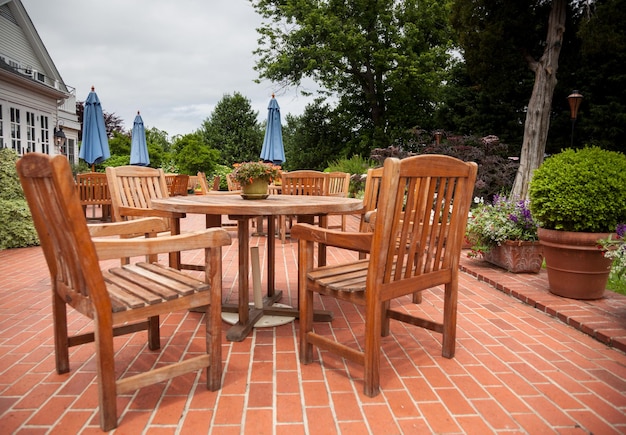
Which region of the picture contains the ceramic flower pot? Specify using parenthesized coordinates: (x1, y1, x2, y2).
(241, 179, 269, 199)
(482, 240, 543, 273)
(538, 228, 613, 299)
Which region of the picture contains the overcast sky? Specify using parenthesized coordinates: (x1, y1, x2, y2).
(21, 0, 319, 138)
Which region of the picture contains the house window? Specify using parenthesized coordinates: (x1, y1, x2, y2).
(40, 115, 49, 154)
(10, 108, 21, 155)
(26, 111, 35, 153)
(66, 138, 76, 165)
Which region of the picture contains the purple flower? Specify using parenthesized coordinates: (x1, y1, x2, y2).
(617, 223, 626, 239)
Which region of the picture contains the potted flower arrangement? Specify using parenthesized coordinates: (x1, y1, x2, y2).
(529, 147, 626, 299)
(465, 195, 543, 273)
(230, 161, 281, 199)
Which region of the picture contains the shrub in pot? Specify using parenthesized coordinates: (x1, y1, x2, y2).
(529, 147, 626, 299)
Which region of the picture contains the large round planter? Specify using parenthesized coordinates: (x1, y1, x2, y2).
(538, 228, 613, 300)
(241, 179, 269, 199)
(482, 240, 544, 273)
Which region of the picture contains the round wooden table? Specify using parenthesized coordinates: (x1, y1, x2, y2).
(151, 194, 364, 341)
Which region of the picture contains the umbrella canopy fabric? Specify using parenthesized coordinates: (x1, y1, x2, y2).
(260, 96, 285, 165)
(79, 86, 110, 166)
(130, 111, 150, 166)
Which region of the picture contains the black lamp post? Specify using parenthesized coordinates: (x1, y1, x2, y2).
(54, 126, 66, 154)
(567, 90, 583, 147)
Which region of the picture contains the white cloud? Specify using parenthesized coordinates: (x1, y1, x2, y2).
(21, 0, 320, 138)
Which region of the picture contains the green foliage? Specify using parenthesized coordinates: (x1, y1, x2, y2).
(0, 148, 25, 200)
(210, 164, 233, 191)
(325, 155, 374, 197)
(405, 134, 517, 201)
(0, 149, 38, 249)
(529, 147, 626, 232)
(172, 133, 221, 175)
(282, 100, 352, 171)
(251, 0, 453, 149)
(199, 92, 263, 165)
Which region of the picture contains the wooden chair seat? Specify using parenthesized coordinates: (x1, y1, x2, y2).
(18, 154, 231, 431)
(292, 155, 477, 397)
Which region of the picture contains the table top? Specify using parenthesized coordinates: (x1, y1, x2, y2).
(151, 194, 363, 217)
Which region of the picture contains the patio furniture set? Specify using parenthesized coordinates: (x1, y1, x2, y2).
(19, 153, 476, 431)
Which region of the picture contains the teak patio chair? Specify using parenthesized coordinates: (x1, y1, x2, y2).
(291, 155, 477, 397)
(325, 171, 351, 231)
(106, 165, 200, 271)
(16, 153, 231, 431)
(279, 170, 327, 244)
(76, 172, 111, 221)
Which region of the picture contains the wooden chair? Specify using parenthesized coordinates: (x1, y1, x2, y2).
(325, 171, 351, 231)
(291, 155, 477, 397)
(167, 174, 190, 196)
(76, 172, 111, 221)
(279, 170, 328, 244)
(17, 153, 231, 431)
(106, 166, 194, 270)
(197, 172, 221, 194)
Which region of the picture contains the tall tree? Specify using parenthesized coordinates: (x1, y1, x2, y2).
(198, 92, 263, 166)
(511, 0, 567, 199)
(251, 0, 453, 151)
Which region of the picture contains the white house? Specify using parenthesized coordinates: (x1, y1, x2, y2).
(0, 0, 79, 164)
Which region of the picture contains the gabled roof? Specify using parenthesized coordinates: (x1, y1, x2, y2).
(0, 0, 70, 99)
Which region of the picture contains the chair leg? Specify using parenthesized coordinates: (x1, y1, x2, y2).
(95, 325, 118, 431)
(441, 282, 458, 358)
(363, 299, 382, 397)
(207, 248, 223, 391)
(147, 316, 160, 350)
(52, 292, 70, 374)
(412, 292, 422, 304)
(299, 240, 314, 364)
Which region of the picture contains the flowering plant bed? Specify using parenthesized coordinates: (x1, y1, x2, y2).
(465, 195, 543, 273)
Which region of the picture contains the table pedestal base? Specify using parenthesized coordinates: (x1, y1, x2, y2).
(222, 290, 333, 342)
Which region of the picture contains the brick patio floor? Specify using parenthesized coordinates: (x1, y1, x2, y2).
(1, 212, 625, 434)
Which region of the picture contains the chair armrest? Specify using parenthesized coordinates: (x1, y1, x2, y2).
(118, 206, 186, 220)
(88, 218, 168, 237)
(291, 223, 372, 253)
(92, 228, 232, 261)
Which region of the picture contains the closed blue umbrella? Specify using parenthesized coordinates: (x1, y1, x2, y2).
(130, 111, 150, 166)
(260, 95, 285, 165)
(79, 86, 110, 170)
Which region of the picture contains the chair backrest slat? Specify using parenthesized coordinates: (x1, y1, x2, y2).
(107, 166, 170, 223)
(17, 154, 109, 316)
(281, 170, 327, 196)
(326, 172, 350, 197)
(369, 156, 477, 295)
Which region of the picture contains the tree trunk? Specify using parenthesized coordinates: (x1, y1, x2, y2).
(511, 0, 567, 199)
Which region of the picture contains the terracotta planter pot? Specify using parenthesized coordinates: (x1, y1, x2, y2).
(538, 228, 613, 300)
(482, 240, 544, 273)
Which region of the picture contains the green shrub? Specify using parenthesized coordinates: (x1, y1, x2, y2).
(529, 147, 626, 232)
(0, 149, 39, 249)
(325, 155, 374, 197)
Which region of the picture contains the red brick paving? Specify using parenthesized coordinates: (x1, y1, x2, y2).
(0, 212, 625, 433)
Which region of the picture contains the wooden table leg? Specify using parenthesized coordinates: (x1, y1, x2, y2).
(225, 214, 333, 342)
